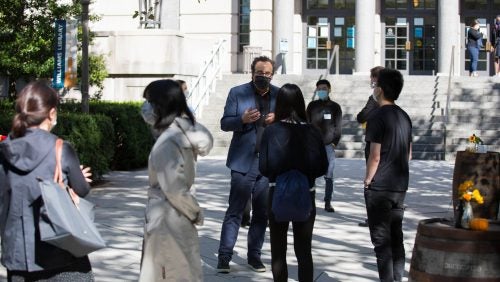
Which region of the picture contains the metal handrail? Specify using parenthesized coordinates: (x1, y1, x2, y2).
(187, 39, 226, 118)
(443, 45, 455, 160)
(445, 45, 455, 124)
(321, 44, 340, 79)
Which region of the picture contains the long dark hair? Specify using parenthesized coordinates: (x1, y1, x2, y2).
(274, 83, 307, 123)
(11, 81, 58, 139)
(143, 79, 195, 131)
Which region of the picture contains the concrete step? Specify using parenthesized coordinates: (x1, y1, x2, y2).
(203, 74, 500, 161)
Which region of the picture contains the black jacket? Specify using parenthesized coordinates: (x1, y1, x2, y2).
(467, 28, 483, 48)
(306, 99, 342, 146)
(356, 95, 379, 124)
(0, 129, 90, 271)
(259, 122, 328, 187)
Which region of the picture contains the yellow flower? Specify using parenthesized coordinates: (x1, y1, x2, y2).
(469, 135, 476, 143)
(462, 193, 472, 201)
(458, 180, 474, 195)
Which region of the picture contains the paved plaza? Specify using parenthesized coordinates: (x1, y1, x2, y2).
(0, 156, 455, 281)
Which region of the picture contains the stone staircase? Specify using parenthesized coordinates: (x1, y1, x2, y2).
(198, 74, 499, 160)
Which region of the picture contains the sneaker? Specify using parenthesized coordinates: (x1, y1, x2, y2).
(217, 256, 230, 273)
(473, 72, 479, 77)
(248, 260, 266, 272)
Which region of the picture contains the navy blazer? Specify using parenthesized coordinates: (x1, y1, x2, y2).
(221, 81, 279, 173)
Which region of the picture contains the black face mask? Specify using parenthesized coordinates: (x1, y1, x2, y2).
(253, 75, 271, 91)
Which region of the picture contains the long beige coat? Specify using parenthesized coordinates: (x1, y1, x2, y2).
(139, 117, 213, 282)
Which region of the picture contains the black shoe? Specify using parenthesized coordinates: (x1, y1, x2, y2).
(248, 260, 266, 272)
(325, 203, 335, 213)
(217, 256, 230, 273)
(358, 219, 369, 227)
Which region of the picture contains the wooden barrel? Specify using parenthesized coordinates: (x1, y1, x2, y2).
(409, 218, 500, 282)
(452, 151, 500, 221)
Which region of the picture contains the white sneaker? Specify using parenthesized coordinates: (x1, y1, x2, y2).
(473, 72, 479, 77)
(496, 73, 500, 77)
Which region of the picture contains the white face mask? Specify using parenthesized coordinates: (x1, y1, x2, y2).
(141, 101, 157, 126)
(51, 118, 57, 129)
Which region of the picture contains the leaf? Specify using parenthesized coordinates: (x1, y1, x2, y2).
(132, 11, 139, 18)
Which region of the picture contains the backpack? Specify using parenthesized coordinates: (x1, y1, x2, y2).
(272, 169, 312, 222)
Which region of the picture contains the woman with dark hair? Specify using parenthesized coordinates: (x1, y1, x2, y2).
(259, 83, 328, 282)
(0, 81, 94, 281)
(139, 79, 213, 281)
(467, 19, 483, 77)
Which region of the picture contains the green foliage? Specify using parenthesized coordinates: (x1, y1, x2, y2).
(0, 110, 113, 178)
(0, 101, 153, 175)
(52, 113, 114, 178)
(60, 101, 154, 170)
(0, 0, 81, 79)
(0, 0, 106, 99)
(76, 53, 108, 100)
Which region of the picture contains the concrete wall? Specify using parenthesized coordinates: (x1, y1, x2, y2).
(91, 30, 216, 101)
(90, 0, 138, 31)
(179, 0, 236, 73)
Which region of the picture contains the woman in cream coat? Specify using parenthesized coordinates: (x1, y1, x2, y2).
(139, 79, 213, 281)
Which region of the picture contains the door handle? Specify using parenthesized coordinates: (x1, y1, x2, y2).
(326, 40, 332, 49)
(405, 41, 412, 51)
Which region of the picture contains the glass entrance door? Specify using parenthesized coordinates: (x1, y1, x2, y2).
(383, 16, 437, 75)
(381, 1, 437, 75)
(462, 18, 490, 76)
(383, 18, 409, 74)
(410, 17, 436, 75)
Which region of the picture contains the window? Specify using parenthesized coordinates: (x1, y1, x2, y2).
(307, 0, 328, 9)
(334, 0, 355, 9)
(306, 16, 329, 69)
(463, 0, 488, 9)
(239, 0, 250, 52)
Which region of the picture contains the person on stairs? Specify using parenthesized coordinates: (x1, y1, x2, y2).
(306, 79, 342, 213)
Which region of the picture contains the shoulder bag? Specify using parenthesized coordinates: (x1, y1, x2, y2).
(38, 138, 106, 257)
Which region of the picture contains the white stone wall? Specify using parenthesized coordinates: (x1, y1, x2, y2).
(179, 0, 237, 73)
(90, 0, 138, 31)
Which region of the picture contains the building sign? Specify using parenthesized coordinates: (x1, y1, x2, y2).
(64, 20, 78, 89)
(52, 20, 66, 89)
(52, 19, 78, 90)
(279, 38, 288, 53)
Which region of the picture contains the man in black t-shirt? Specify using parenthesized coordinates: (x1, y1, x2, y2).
(364, 69, 412, 282)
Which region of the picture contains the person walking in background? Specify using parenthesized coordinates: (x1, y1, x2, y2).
(260, 84, 328, 282)
(306, 79, 342, 213)
(139, 79, 213, 282)
(490, 15, 500, 76)
(357, 66, 384, 227)
(217, 56, 279, 273)
(364, 69, 412, 282)
(467, 19, 483, 77)
(0, 81, 94, 281)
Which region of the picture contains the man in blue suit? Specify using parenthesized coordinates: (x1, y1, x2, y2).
(217, 56, 279, 273)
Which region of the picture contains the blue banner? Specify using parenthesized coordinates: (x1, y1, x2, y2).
(52, 20, 66, 89)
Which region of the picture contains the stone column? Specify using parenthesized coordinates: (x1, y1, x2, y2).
(273, 0, 294, 74)
(437, 1, 460, 76)
(354, 0, 375, 75)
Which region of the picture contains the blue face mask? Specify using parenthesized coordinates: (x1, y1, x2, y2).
(316, 90, 329, 100)
(141, 101, 157, 125)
